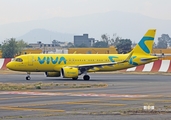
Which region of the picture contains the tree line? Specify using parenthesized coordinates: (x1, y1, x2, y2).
(0, 38, 27, 58)
(94, 33, 132, 54)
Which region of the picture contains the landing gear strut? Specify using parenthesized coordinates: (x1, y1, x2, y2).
(26, 72, 31, 80)
(83, 75, 90, 80)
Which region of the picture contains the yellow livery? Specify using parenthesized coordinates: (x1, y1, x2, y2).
(7, 29, 159, 80)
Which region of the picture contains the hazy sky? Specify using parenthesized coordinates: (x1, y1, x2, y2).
(0, 0, 171, 25)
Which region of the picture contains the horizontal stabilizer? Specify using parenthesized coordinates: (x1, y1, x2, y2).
(141, 56, 159, 61)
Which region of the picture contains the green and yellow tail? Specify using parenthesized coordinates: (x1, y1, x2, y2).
(132, 29, 156, 55)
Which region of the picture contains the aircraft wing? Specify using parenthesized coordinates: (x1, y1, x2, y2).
(70, 51, 133, 69)
(77, 61, 118, 68)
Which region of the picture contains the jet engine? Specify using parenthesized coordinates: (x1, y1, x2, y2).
(61, 67, 79, 78)
(45, 71, 61, 77)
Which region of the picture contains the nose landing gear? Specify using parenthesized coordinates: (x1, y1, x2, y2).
(26, 76, 31, 80)
(26, 72, 31, 80)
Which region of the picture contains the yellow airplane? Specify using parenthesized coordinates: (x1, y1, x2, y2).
(7, 29, 159, 80)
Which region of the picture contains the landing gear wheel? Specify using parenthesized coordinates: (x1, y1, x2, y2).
(26, 72, 31, 80)
(72, 77, 78, 80)
(83, 75, 90, 80)
(26, 76, 31, 80)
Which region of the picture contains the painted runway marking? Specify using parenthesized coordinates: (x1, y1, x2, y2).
(65, 102, 126, 106)
(2, 100, 125, 108)
(0, 96, 41, 100)
(0, 106, 65, 112)
(0, 91, 148, 98)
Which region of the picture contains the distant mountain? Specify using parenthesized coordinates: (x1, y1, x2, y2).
(17, 29, 74, 43)
(0, 11, 171, 43)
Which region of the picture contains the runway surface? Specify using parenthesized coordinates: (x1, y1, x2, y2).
(0, 72, 171, 120)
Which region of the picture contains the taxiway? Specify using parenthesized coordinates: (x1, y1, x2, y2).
(0, 73, 171, 120)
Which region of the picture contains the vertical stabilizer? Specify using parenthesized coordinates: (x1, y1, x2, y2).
(132, 29, 156, 55)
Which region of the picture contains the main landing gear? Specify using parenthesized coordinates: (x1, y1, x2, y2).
(83, 75, 90, 80)
(79, 68, 90, 80)
(26, 72, 31, 80)
(72, 77, 78, 80)
(72, 75, 90, 80)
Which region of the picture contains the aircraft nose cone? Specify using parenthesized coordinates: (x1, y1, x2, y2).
(6, 62, 12, 70)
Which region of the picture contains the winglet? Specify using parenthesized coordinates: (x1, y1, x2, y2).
(121, 51, 133, 63)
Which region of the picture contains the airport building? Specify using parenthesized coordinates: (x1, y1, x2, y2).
(74, 34, 95, 47)
(28, 41, 68, 54)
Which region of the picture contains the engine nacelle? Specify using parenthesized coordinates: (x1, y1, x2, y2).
(45, 72, 61, 77)
(61, 67, 79, 78)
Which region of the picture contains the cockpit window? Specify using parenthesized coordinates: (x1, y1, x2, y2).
(12, 58, 15, 61)
(15, 58, 23, 62)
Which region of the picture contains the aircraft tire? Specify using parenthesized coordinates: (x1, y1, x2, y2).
(83, 75, 90, 80)
(26, 76, 31, 80)
(72, 77, 78, 80)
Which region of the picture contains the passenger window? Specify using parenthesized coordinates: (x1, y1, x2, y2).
(15, 58, 23, 62)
